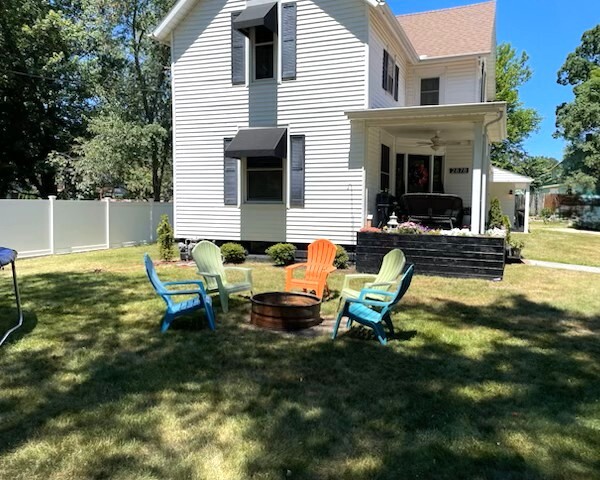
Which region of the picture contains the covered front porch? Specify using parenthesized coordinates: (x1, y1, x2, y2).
(347, 102, 508, 234)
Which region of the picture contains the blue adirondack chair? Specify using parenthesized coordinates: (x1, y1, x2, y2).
(332, 264, 414, 346)
(144, 254, 216, 332)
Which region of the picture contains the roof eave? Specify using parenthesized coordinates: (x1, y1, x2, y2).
(419, 50, 492, 62)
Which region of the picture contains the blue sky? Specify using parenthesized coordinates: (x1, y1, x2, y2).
(388, 0, 600, 160)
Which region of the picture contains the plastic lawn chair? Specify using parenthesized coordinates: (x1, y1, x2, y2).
(191, 241, 253, 313)
(285, 238, 337, 299)
(338, 248, 406, 309)
(144, 253, 215, 332)
(332, 264, 414, 346)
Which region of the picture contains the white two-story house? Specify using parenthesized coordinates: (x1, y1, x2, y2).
(152, 0, 513, 247)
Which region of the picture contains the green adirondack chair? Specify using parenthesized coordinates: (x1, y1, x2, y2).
(191, 241, 253, 313)
(338, 248, 406, 309)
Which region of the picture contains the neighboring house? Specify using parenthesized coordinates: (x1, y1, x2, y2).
(152, 0, 508, 246)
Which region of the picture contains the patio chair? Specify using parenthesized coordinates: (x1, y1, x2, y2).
(285, 238, 337, 299)
(144, 254, 215, 332)
(338, 248, 406, 309)
(191, 241, 253, 313)
(332, 264, 414, 346)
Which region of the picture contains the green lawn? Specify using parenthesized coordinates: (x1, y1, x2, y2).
(516, 220, 600, 267)
(1, 246, 599, 479)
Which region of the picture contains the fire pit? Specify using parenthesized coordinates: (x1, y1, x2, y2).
(250, 292, 322, 331)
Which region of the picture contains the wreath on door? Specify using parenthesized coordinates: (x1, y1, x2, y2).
(410, 164, 429, 187)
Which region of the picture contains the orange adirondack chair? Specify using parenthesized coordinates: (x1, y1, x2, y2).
(285, 239, 337, 299)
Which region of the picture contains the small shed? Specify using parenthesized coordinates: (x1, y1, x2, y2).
(489, 167, 533, 232)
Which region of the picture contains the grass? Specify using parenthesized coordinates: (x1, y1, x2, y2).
(1, 246, 599, 479)
(516, 220, 600, 267)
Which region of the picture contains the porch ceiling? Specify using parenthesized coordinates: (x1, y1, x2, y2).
(346, 102, 507, 142)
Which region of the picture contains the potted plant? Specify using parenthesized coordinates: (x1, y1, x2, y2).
(507, 237, 525, 260)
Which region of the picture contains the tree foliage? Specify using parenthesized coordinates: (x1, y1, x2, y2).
(555, 25, 600, 193)
(0, 0, 174, 200)
(74, 0, 174, 200)
(0, 0, 91, 197)
(491, 43, 541, 169)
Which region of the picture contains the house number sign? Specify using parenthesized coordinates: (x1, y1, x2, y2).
(449, 168, 469, 174)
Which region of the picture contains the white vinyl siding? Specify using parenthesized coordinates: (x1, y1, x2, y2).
(406, 58, 480, 106)
(282, 0, 367, 244)
(368, 9, 407, 108)
(443, 144, 474, 207)
(171, 0, 368, 245)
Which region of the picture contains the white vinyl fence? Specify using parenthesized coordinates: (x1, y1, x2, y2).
(0, 197, 173, 258)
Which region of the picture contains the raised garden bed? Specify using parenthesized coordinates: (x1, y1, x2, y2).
(356, 232, 505, 280)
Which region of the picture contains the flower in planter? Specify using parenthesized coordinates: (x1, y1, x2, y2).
(359, 226, 382, 233)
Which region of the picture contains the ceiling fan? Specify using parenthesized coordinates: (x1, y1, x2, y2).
(416, 131, 471, 151)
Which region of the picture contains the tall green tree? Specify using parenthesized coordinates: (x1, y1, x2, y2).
(0, 0, 90, 197)
(555, 25, 600, 193)
(73, 0, 173, 201)
(491, 43, 542, 169)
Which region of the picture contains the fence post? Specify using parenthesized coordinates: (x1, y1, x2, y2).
(149, 199, 155, 243)
(48, 195, 56, 254)
(104, 198, 111, 250)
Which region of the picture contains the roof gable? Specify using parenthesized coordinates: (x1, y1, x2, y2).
(397, 2, 496, 59)
(153, 0, 384, 44)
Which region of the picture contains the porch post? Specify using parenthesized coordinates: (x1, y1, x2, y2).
(479, 137, 489, 234)
(524, 187, 531, 233)
(470, 122, 484, 234)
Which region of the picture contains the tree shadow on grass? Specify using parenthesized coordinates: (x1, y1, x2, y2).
(0, 268, 599, 479)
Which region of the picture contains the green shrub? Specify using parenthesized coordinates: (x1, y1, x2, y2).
(266, 243, 297, 266)
(541, 207, 554, 222)
(220, 242, 247, 264)
(334, 245, 349, 269)
(157, 214, 175, 262)
(488, 198, 504, 229)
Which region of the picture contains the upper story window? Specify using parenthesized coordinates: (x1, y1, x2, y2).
(382, 50, 400, 101)
(253, 26, 275, 80)
(420, 77, 440, 105)
(231, 2, 297, 85)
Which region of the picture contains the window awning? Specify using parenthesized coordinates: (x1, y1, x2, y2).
(226, 128, 287, 159)
(233, 2, 278, 36)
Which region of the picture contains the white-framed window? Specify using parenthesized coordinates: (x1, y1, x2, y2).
(420, 77, 440, 105)
(252, 26, 276, 81)
(246, 157, 283, 202)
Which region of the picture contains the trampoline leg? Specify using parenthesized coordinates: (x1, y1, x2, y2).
(0, 261, 24, 347)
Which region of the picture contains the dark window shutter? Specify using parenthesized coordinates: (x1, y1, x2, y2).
(282, 3, 297, 80)
(394, 65, 400, 101)
(380, 144, 390, 191)
(290, 135, 305, 207)
(382, 50, 389, 90)
(224, 138, 238, 205)
(231, 12, 246, 85)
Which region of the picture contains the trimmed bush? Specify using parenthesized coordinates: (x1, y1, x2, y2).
(334, 245, 349, 269)
(575, 209, 600, 231)
(220, 242, 247, 264)
(266, 243, 297, 266)
(157, 214, 175, 262)
(488, 198, 504, 229)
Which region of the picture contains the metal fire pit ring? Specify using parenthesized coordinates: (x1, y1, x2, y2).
(250, 292, 322, 331)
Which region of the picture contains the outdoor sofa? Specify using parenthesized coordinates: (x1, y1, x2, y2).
(401, 193, 464, 229)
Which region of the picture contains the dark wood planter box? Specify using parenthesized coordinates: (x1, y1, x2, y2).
(356, 232, 505, 280)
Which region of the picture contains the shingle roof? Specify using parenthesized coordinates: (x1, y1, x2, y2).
(397, 2, 496, 59)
